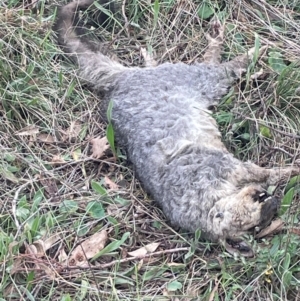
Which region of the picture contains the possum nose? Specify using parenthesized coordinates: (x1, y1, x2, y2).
(258, 196, 280, 228)
(253, 190, 272, 203)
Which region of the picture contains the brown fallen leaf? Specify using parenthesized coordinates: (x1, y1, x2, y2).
(37, 133, 55, 143)
(26, 234, 61, 258)
(39, 174, 58, 199)
(3, 284, 16, 299)
(250, 68, 264, 80)
(25, 243, 56, 280)
(42, 234, 61, 252)
(66, 230, 108, 267)
(8, 241, 19, 255)
(64, 121, 83, 141)
(15, 125, 39, 136)
(162, 288, 180, 301)
(10, 258, 24, 275)
(26, 243, 39, 256)
(256, 219, 284, 238)
(72, 148, 82, 161)
(289, 227, 300, 236)
(104, 176, 118, 190)
(128, 242, 160, 257)
(0, 168, 19, 183)
(58, 248, 68, 263)
(51, 155, 66, 164)
(107, 203, 129, 217)
(137, 259, 144, 271)
(90, 136, 109, 159)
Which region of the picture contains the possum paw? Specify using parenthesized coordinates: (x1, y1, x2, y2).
(203, 19, 224, 63)
(207, 19, 224, 41)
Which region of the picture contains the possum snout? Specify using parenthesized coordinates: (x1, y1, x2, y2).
(258, 195, 280, 229)
(208, 185, 279, 242)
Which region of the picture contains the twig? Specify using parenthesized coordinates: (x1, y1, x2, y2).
(270, 147, 295, 159)
(63, 247, 190, 271)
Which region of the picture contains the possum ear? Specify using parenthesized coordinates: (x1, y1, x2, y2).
(86, 0, 119, 28)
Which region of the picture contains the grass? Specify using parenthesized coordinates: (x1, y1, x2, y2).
(1, 0, 300, 300)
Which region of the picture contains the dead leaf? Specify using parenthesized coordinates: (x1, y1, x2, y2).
(0, 168, 19, 183)
(8, 241, 19, 255)
(25, 242, 57, 280)
(128, 242, 160, 257)
(58, 248, 68, 263)
(37, 133, 55, 143)
(289, 227, 300, 235)
(10, 237, 59, 280)
(250, 68, 264, 80)
(39, 174, 58, 198)
(43, 234, 61, 251)
(90, 136, 109, 159)
(3, 284, 16, 298)
(256, 219, 284, 238)
(15, 125, 39, 136)
(41, 263, 57, 280)
(107, 203, 128, 217)
(104, 176, 118, 190)
(66, 230, 108, 267)
(51, 155, 66, 164)
(10, 258, 24, 275)
(64, 121, 83, 141)
(137, 259, 144, 271)
(26, 242, 43, 258)
(72, 148, 82, 161)
(233, 9, 248, 23)
(26, 234, 61, 258)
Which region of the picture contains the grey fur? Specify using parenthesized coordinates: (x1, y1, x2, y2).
(54, 0, 299, 250)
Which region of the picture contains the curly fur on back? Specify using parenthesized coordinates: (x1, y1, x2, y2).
(54, 0, 299, 253)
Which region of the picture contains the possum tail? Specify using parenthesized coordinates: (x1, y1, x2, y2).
(53, 0, 127, 91)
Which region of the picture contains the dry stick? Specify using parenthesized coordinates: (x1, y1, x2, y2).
(64, 247, 190, 271)
(269, 147, 295, 159)
(261, 146, 296, 164)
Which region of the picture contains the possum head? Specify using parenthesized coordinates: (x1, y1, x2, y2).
(207, 185, 280, 256)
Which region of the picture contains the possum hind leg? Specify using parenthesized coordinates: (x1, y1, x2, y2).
(203, 20, 224, 64)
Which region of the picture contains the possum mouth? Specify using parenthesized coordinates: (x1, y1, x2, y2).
(224, 191, 280, 257)
(224, 238, 255, 257)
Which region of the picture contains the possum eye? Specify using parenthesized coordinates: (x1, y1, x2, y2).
(215, 212, 224, 219)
